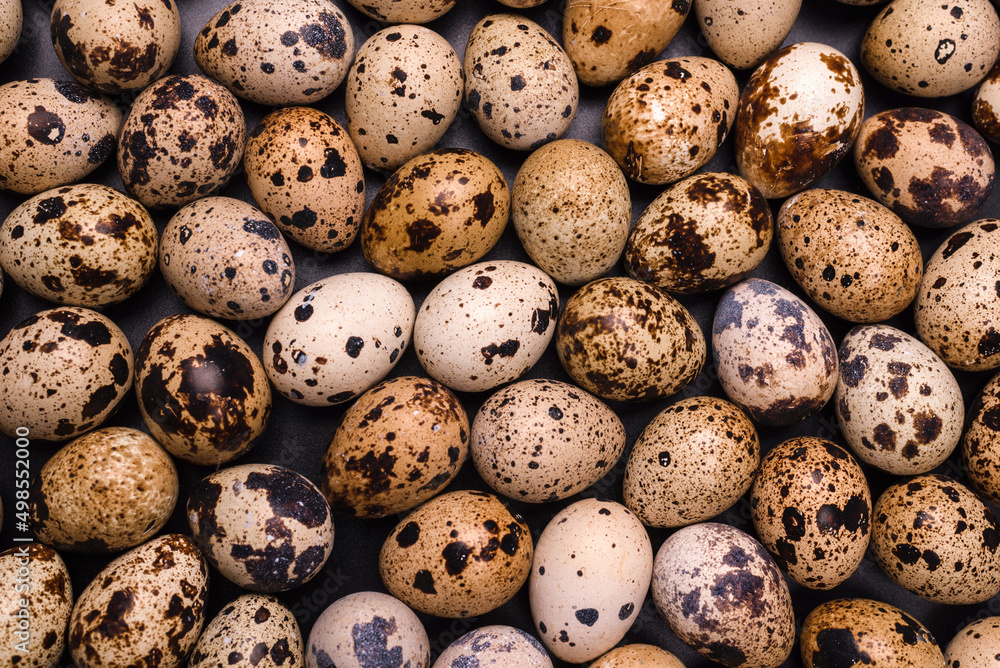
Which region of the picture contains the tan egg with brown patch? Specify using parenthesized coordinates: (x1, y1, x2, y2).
(345, 0, 457, 23)
(590, 645, 685, 668)
(189, 594, 303, 668)
(964, 370, 1000, 503)
(946, 617, 1000, 667)
(0, 0, 21, 65)
(974, 64, 1000, 143)
(433, 626, 551, 668)
(0, 544, 72, 668)
(695, 0, 801, 70)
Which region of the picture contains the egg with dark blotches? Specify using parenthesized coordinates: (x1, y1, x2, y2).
(344, 0, 457, 23)
(0, 544, 72, 668)
(696, 0, 800, 70)
(974, 64, 1000, 143)
(189, 594, 303, 668)
(964, 370, 1000, 503)
(590, 645, 685, 668)
(946, 617, 1000, 667)
(432, 626, 551, 668)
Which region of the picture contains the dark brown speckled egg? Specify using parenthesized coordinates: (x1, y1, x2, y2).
(189, 594, 303, 668)
(946, 617, 1000, 667)
(964, 369, 1000, 503)
(0, 544, 72, 668)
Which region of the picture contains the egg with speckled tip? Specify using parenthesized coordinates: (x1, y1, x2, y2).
(696, 0, 800, 70)
(0, 544, 72, 668)
(974, 64, 1000, 143)
(189, 594, 303, 668)
(433, 626, 551, 668)
(0, 0, 20, 65)
(964, 370, 1000, 503)
(946, 617, 1000, 667)
(345, 0, 457, 23)
(590, 644, 686, 668)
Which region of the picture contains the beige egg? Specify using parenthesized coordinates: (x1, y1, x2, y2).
(471, 379, 626, 503)
(195, 0, 354, 106)
(51, 0, 180, 94)
(30, 427, 178, 553)
(0, 78, 122, 195)
(623, 396, 759, 528)
(696, 0, 801, 69)
(964, 370, 1000, 503)
(0, 307, 133, 441)
(361, 149, 510, 280)
(190, 594, 302, 668)
(713, 278, 838, 425)
(321, 375, 469, 518)
(736, 42, 864, 199)
(0, 0, 21, 65)
(379, 490, 532, 618)
(68, 534, 208, 668)
(946, 617, 1000, 667)
(344, 0, 457, 23)
(590, 645, 685, 668)
(464, 14, 578, 151)
(872, 474, 1000, 604)
(974, 64, 1000, 143)
(245, 106, 365, 254)
(0, 183, 157, 307)
(836, 324, 964, 475)
(603, 57, 738, 185)
(433, 626, 551, 668)
(0, 544, 72, 668)
(135, 314, 271, 466)
(624, 172, 772, 293)
(854, 108, 994, 228)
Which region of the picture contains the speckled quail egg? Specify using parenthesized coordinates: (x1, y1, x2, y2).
(590, 645, 685, 668)
(696, 0, 801, 70)
(265, 273, 414, 406)
(464, 14, 578, 151)
(361, 149, 510, 280)
(29, 427, 178, 553)
(321, 375, 469, 518)
(189, 594, 303, 668)
(433, 625, 551, 668)
(117, 74, 246, 209)
(0, 78, 122, 195)
(0, 544, 72, 668)
(345, 0, 457, 23)
(245, 106, 365, 253)
(0, 0, 20, 65)
(624, 396, 759, 528)
(624, 171, 772, 293)
(195, 0, 354, 106)
(0, 307, 133, 441)
(974, 64, 1000, 143)
(965, 370, 1000, 503)
(713, 278, 838, 425)
(187, 463, 334, 592)
(135, 314, 271, 465)
(946, 617, 1000, 667)
(68, 534, 208, 668)
(872, 474, 1000, 604)
(0, 183, 157, 307)
(836, 324, 964, 475)
(471, 379, 626, 503)
(51, 0, 180, 94)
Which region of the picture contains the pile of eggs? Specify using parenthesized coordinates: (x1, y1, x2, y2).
(2, 0, 1000, 665)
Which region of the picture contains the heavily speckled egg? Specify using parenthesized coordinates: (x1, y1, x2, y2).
(624, 396, 759, 528)
(0, 0, 20, 65)
(974, 64, 1000, 143)
(189, 594, 303, 668)
(345, 0, 457, 23)
(713, 278, 838, 425)
(964, 370, 1000, 503)
(696, 0, 800, 70)
(946, 617, 1000, 667)
(321, 375, 469, 518)
(590, 645, 685, 668)
(0, 544, 72, 668)
(0, 307, 132, 441)
(433, 626, 551, 668)
(379, 490, 532, 618)
(0, 183, 157, 307)
(471, 379, 626, 503)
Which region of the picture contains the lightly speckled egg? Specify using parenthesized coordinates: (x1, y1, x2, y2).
(652, 522, 795, 668)
(321, 375, 469, 518)
(29, 427, 178, 553)
(735, 42, 865, 199)
(68, 534, 208, 668)
(379, 490, 532, 618)
(433, 626, 551, 668)
(964, 370, 1000, 503)
(414, 261, 558, 394)
(623, 396, 759, 528)
(265, 273, 415, 406)
(0, 78, 122, 195)
(974, 64, 1000, 143)
(464, 14, 578, 151)
(946, 617, 1000, 667)
(0, 306, 132, 441)
(0, 544, 72, 668)
(135, 314, 271, 466)
(0, 0, 20, 65)
(189, 594, 303, 668)
(471, 379, 626, 503)
(872, 474, 1000, 604)
(696, 0, 801, 70)
(590, 645, 685, 668)
(0, 183, 158, 307)
(345, 0, 457, 23)
(836, 324, 964, 475)
(530, 499, 652, 663)
(713, 278, 838, 425)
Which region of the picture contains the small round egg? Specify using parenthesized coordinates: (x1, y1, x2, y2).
(590, 645, 685, 668)
(974, 64, 1000, 143)
(344, 0, 457, 23)
(946, 617, 1000, 667)
(964, 370, 1000, 503)
(0, 544, 72, 668)
(433, 626, 551, 668)
(189, 594, 303, 668)
(696, 0, 800, 70)
(0, 0, 21, 65)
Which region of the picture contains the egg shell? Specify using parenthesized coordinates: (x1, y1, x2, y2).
(471, 378, 626, 503)
(0, 78, 122, 195)
(135, 314, 271, 466)
(513, 139, 631, 286)
(433, 625, 551, 668)
(695, 0, 801, 70)
(0, 183, 158, 307)
(68, 534, 209, 668)
(624, 171, 772, 293)
(974, 64, 1000, 143)
(187, 463, 334, 592)
(159, 197, 295, 320)
(529, 499, 652, 663)
(265, 273, 415, 406)
(361, 149, 510, 280)
(345, 0, 457, 23)
(0, 0, 21, 65)
(735, 42, 864, 199)
(464, 14, 579, 151)
(379, 490, 532, 618)
(0, 306, 133, 441)
(189, 594, 303, 668)
(245, 106, 365, 253)
(872, 474, 1000, 604)
(946, 617, 1000, 667)
(964, 370, 1000, 503)
(712, 278, 838, 425)
(623, 396, 759, 528)
(0, 544, 72, 668)
(194, 0, 354, 106)
(914, 219, 1000, 371)
(861, 0, 1000, 98)
(652, 522, 795, 668)
(602, 57, 738, 185)
(854, 108, 994, 228)
(30, 427, 178, 553)
(590, 644, 685, 668)
(321, 375, 470, 518)
(836, 324, 964, 475)
(414, 261, 558, 393)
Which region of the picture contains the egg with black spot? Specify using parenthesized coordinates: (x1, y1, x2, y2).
(0, 544, 72, 668)
(964, 370, 1000, 503)
(0, 0, 21, 65)
(344, 0, 457, 23)
(946, 617, 1000, 667)
(974, 64, 1000, 143)
(590, 645, 685, 668)
(433, 626, 551, 668)
(189, 594, 303, 668)
(695, 0, 800, 70)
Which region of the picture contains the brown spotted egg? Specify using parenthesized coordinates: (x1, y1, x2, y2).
(964, 370, 1000, 503)
(433, 626, 551, 668)
(345, 0, 457, 23)
(189, 594, 303, 668)
(0, 0, 20, 65)
(946, 617, 1000, 667)
(0, 544, 72, 668)
(974, 64, 1000, 143)
(696, 0, 800, 70)
(590, 645, 685, 668)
